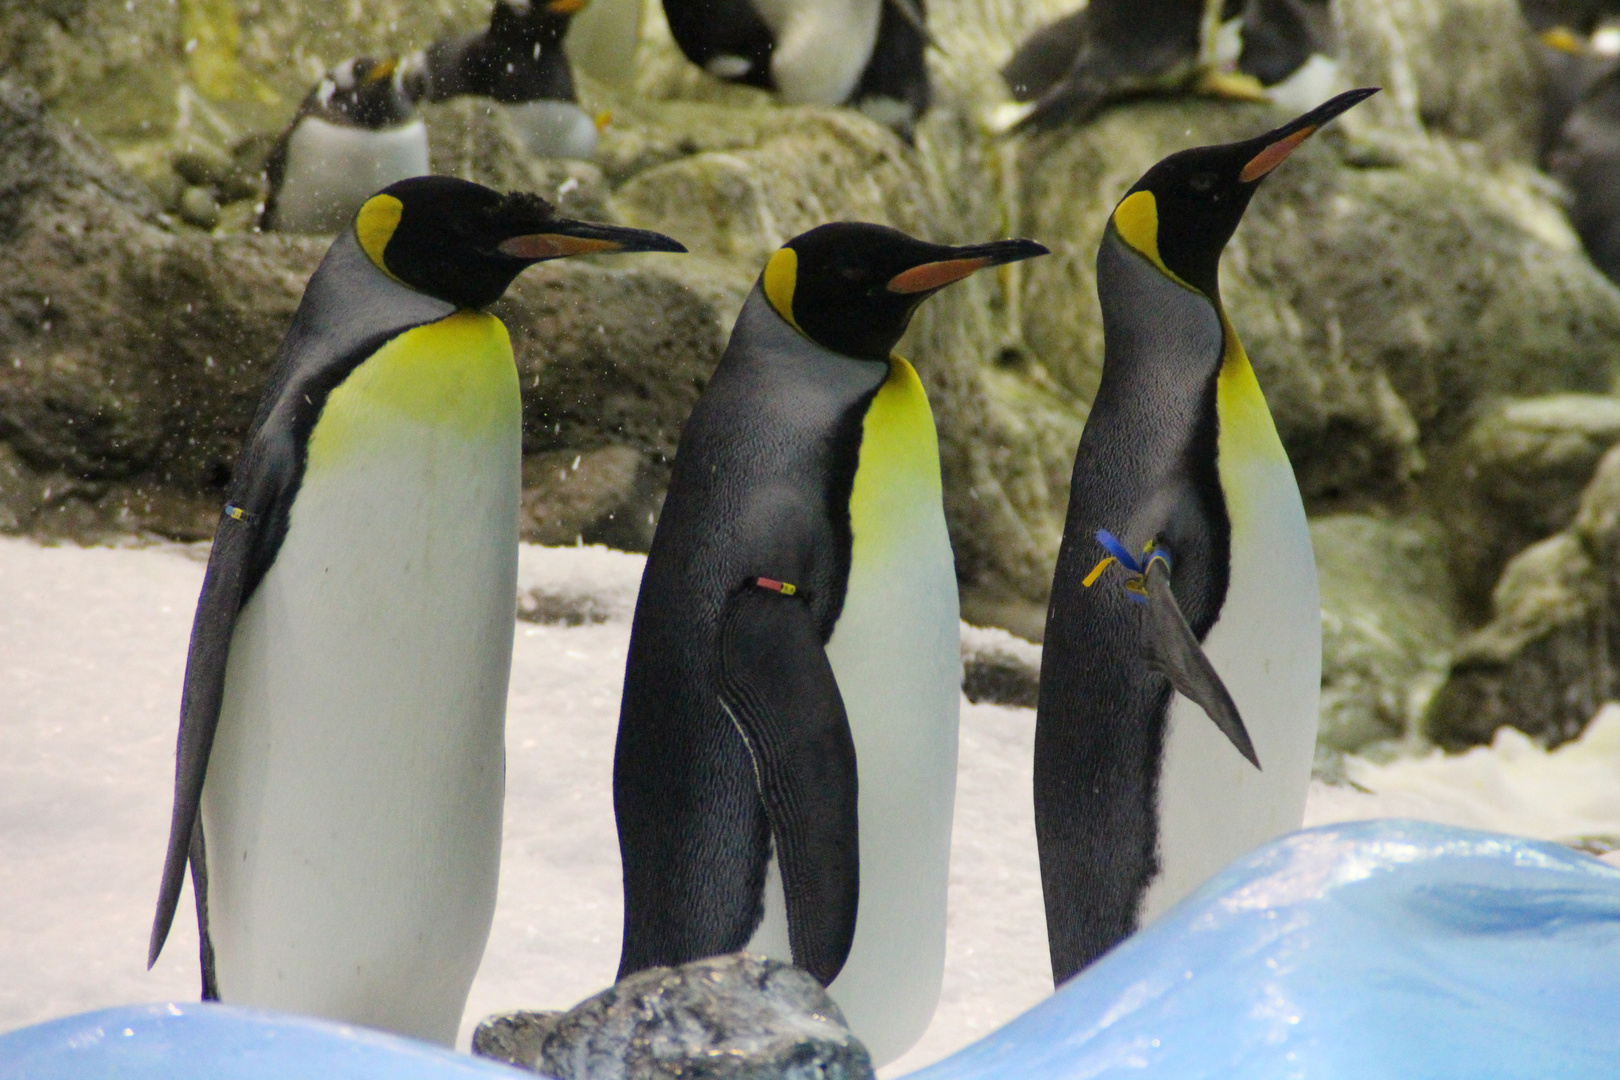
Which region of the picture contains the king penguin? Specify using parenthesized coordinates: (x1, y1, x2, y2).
(148, 176, 684, 1044)
(1034, 88, 1374, 986)
(261, 57, 428, 234)
(406, 0, 602, 160)
(613, 222, 1046, 1065)
(660, 0, 933, 135)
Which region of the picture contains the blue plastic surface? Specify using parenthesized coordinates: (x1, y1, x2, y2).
(0, 1001, 525, 1079)
(6, 821, 1619, 1078)
(910, 819, 1620, 1079)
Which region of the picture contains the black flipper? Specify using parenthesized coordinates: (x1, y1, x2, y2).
(190, 820, 219, 1000)
(1141, 566, 1260, 769)
(717, 582, 859, 986)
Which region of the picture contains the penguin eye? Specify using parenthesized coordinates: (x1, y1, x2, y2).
(1189, 172, 1217, 193)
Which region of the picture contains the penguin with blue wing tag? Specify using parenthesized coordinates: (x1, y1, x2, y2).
(614, 222, 1046, 1065)
(148, 176, 685, 1044)
(1036, 89, 1375, 985)
(261, 57, 428, 234)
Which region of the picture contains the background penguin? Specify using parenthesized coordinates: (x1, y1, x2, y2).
(613, 222, 1046, 1065)
(660, 0, 933, 136)
(147, 176, 684, 1044)
(1230, 0, 1341, 113)
(406, 0, 602, 160)
(1034, 88, 1374, 986)
(999, 0, 1336, 131)
(261, 57, 428, 234)
(1550, 62, 1620, 281)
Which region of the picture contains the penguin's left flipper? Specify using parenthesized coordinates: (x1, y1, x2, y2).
(1141, 567, 1261, 769)
(718, 583, 859, 986)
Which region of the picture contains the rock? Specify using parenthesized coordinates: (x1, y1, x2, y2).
(473, 953, 875, 1080)
(0, 76, 726, 546)
(905, 820, 1620, 1080)
(472, 1009, 563, 1068)
(520, 445, 665, 552)
(1313, 514, 1462, 772)
(1433, 393, 1620, 618)
(1423, 439, 1620, 749)
(177, 185, 220, 229)
(960, 623, 1043, 709)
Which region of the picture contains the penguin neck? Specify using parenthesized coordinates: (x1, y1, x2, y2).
(1092, 228, 1228, 426)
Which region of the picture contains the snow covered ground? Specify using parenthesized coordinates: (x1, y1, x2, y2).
(3, 536, 1619, 1073)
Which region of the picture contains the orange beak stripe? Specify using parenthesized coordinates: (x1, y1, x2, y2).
(1240, 126, 1317, 183)
(886, 256, 994, 294)
(548, 0, 589, 13)
(498, 234, 622, 258)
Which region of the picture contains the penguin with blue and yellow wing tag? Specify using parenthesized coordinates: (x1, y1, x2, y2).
(613, 222, 1046, 1065)
(148, 176, 684, 1045)
(1036, 89, 1375, 986)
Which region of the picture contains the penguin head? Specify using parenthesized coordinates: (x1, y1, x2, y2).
(308, 57, 415, 130)
(762, 223, 1048, 360)
(1109, 87, 1376, 297)
(490, 0, 589, 45)
(353, 175, 686, 309)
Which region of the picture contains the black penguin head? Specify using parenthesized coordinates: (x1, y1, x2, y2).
(1110, 87, 1376, 298)
(762, 223, 1048, 360)
(354, 175, 686, 309)
(489, 0, 587, 45)
(307, 57, 415, 129)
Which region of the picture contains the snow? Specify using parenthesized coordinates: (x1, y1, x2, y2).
(3, 536, 1619, 1073)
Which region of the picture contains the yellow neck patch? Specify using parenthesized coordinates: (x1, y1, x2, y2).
(1111, 190, 1194, 290)
(1214, 308, 1288, 472)
(307, 311, 519, 472)
(846, 355, 943, 564)
(355, 194, 405, 279)
(763, 247, 803, 331)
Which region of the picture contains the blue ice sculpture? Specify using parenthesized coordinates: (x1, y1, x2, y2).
(0, 1001, 524, 1079)
(909, 819, 1620, 1079)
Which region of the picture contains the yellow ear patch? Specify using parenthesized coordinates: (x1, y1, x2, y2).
(763, 247, 803, 331)
(355, 194, 405, 277)
(1112, 190, 1194, 290)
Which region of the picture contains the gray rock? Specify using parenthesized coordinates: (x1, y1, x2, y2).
(1313, 514, 1462, 770)
(960, 623, 1043, 709)
(520, 445, 665, 552)
(1432, 394, 1620, 618)
(474, 953, 875, 1080)
(1424, 440, 1620, 750)
(0, 75, 725, 547)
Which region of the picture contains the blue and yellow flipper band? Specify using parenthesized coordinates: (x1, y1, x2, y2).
(223, 505, 250, 522)
(1082, 529, 1170, 604)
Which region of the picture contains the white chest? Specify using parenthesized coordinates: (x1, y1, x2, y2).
(272, 117, 430, 234)
(199, 314, 521, 1044)
(505, 100, 599, 160)
(749, 0, 882, 104)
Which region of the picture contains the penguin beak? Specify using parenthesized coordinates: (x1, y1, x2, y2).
(1238, 87, 1379, 183)
(886, 238, 1049, 294)
(547, 0, 588, 12)
(497, 221, 688, 260)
